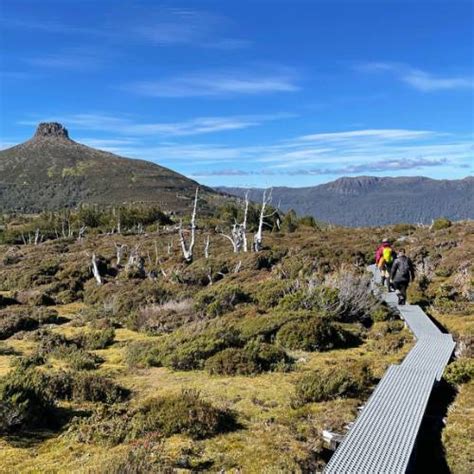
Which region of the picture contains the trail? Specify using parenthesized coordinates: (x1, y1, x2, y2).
(324, 265, 455, 473)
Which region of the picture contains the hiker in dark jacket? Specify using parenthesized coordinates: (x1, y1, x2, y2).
(390, 249, 415, 305)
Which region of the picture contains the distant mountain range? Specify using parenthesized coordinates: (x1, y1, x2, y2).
(0, 122, 213, 213)
(218, 176, 474, 226)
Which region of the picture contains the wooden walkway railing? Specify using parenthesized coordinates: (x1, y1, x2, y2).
(324, 266, 455, 473)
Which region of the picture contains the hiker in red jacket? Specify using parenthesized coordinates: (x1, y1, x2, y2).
(375, 238, 396, 290)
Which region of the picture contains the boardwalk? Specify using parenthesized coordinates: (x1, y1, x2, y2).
(325, 266, 455, 473)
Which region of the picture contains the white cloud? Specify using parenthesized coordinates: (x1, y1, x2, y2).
(2, 7, 249, 50)
(25, 54, 100, 70)
(299, 129, 436, 142)
(20, 112, 292, 137)
(126, 69, 299, 97)
(359, 62, 474, 92)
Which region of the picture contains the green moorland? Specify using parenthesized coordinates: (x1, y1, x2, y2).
(0, 207, 472, 473)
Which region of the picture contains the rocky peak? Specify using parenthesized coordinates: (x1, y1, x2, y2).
(33, 122, 71, 141)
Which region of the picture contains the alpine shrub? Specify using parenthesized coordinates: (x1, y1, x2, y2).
(444, 359, 474, 386)
(294, 364, 372, 405)
(133, 389, 236, 439)
(0, 367, 56, 433)
(276, 317, 351, 351)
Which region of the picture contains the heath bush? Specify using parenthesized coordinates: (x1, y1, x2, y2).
(276, 317, 352, 352)
(133, 389, 236, 439)
(194, 284, 250, 317)
(0, 367, 56, 433)
(294, 364, 372, 405)
(205, 341, 291, 376)
(444, 359, 474, 386)
(124, 341, 162, 368)
(431, 218, 452, 231)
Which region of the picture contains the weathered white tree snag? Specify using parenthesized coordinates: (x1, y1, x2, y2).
(125, 245, 145, 277)
(220, 192, 250, 253)
(34, 228, 41, 246)
(204, 235, 210, 259)
(242, 191, 250, 252)
(253, 188, 276, 252)
(114, 243, 127, 266)
(78, 225, 87, 242)
(178, 187, 199, 263)
(234, 260, 242, 273)
(91, 253, 102, 285)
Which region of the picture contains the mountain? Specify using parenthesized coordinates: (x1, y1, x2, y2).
(0, 122, 212, 212)
(218, 176, 474, 226)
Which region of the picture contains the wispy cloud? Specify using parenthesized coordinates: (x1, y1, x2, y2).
(25, 52, 101, 70)
(131, 8, 250, 49)
(1, 7, 249, 50)
(359, 62, 474, 92)
(125, 68, 299, 98)
(19, 112, 293, 137)
(192, 158, 449, 177)
(299, 129, 436, 142)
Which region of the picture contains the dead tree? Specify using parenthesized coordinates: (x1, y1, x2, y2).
(78, 225, 87, 242)
(34, 228, 41, 245)
(253, 188, 276, 252)
(242, 191, 250, 252)
(115, 243, 127, 266)
(220, 191, 250, 253)
(91, 253, 102, 285)
(204, 235, 210, 259)
(125, 245, 145, 277)
(178, 187, 198, 263)
(220, 224, 245, 253)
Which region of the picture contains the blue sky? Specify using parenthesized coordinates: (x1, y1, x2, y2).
(1, 0, 473, 187)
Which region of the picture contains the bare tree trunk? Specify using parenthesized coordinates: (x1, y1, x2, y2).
(91, 253, 102, 285)
(178, 187, 198, 263)
(34, 228, 41, 245)
(253, 188, 274, 252)
(78, 225, 87, 242)
(115, 244, 127, 266)
(242, 191, 249, 252)
(204, 235, 210, 259)
(220, 228, 239, 253)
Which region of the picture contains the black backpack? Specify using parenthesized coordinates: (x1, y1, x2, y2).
(394, 257, 411, 281)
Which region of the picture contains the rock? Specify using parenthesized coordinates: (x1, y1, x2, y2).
(33, 122, 70, 141)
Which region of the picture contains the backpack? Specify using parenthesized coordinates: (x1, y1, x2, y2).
(383, 247, 394, 265)
(394, 257, 411, 281)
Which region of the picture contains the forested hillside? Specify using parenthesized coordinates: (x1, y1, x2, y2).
(219, 176, 474, 226)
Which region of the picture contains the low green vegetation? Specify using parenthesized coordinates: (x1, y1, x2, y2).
(0, 211, 472, 472)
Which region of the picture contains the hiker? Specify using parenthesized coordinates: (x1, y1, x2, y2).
(375, 238, 396, 290)
(390, 248, 415, 305)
